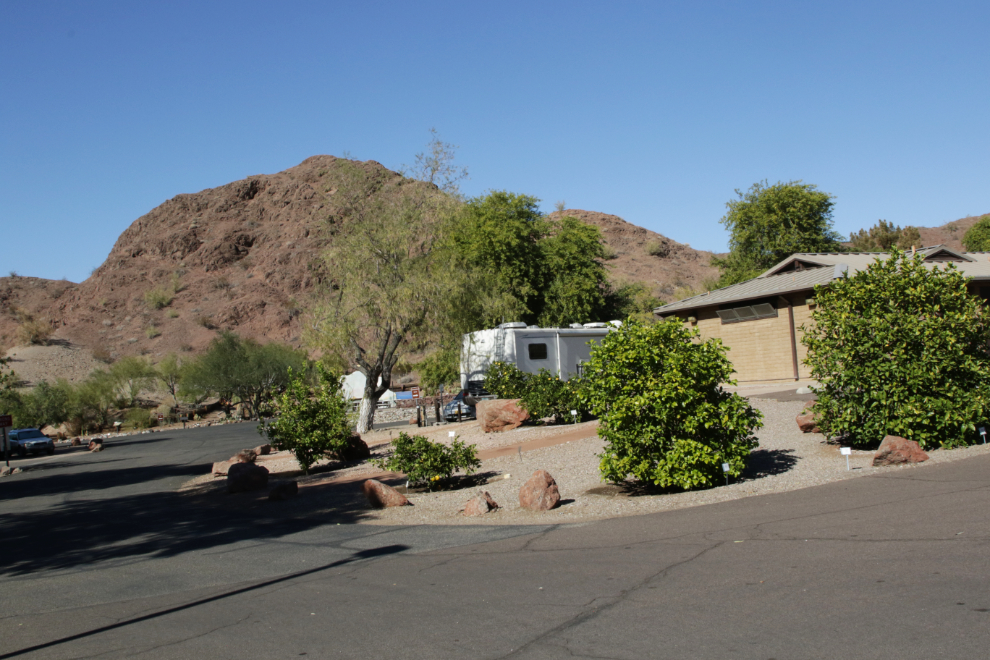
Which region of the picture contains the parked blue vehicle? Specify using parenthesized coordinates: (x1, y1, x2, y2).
(8, 428, 55, 457)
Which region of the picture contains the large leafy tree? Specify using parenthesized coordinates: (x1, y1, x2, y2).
(803, 249, 990, 448)
(961, 214, 990, 251)
(713, 180, 843, 286)
(581, 319, 762, 490)
(306, 159, 469, 433)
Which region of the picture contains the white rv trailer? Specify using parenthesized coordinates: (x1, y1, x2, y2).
(460, 322, 618, 392)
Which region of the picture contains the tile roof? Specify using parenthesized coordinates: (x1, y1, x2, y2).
(655, 246, 990, 316)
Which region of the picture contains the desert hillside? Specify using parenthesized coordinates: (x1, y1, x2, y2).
(0, 157, 717, 384)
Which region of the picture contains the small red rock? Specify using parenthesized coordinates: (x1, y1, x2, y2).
(71, 438, 81, 446)
(477, 399, 530, 433)
(796, 401, 821, 433)
(88, 440, 104, 452)
(873, 435, 929, 467)
(227, 462, 269, 493)
(233, 449, 258, 463)
(254, 444, 272, 456)
(212, 460, 236, 476)
(463, 491, 499, 516)
(362, 479, 410, 508)
(519, 469, 561, 511)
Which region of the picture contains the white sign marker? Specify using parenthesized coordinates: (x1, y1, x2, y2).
(840, 447, 852, 470)
(981, 427, 987, 445)
(448, 431, 456, 438)
(721, 462, 730, 485)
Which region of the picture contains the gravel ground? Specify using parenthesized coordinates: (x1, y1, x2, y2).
(182, 398, 990, 526)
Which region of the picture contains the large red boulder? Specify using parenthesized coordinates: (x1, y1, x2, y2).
(234, 449, 258, 463)
(253, 444, 272, 456)
(477, 399, 530, 433)
(362, 479, 410, 508)
(463, 491, 500, 516)
(519, 469, 561, 511)
(227, 462, 270, 493)
(796, 401, 821, 433)
(873, 435, 929, 467)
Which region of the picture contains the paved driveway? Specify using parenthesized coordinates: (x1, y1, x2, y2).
(1, 424, 989, 659)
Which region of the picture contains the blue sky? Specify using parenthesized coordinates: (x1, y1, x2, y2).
(2, 1, 988, 283)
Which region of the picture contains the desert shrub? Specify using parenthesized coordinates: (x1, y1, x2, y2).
(484, 361, 588, 423)
(581, 319, 762, 490)
(143, 288, 174, 310)
(484, 361, 529, 399)
(125, 407, 154, 430)
(374, 432, 480, 489)
(259, 365, 351, 474)
(645, 239, 670, 257)
(195, 315, 216, 329)
(17, 318, 53, 345)
(166, 309, 179, 319)
(803, 249, 990, 449)
(92, 346, 114, 364)
(145, 326, 161, 339)
(601, 244, 619, 260)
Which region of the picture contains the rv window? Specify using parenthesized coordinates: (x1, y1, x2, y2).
(528, 343, 548, 360)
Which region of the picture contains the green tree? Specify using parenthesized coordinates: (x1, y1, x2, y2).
(154, 353, 183, 407)
(110, 356, 153, 407)
(962, 215, 990, 251)
(802, 249, 990, 448)
(849, 220, 921, 251)
(259, 365, 352, 474)
(713, 180, 842, 286)
(537, 216, 610, 327)
(417, 346, 460, 395)
(581, 319, 762, 490)
(76, 369, 119, 431)
(182, 333, 308, 418)
(306, 159, 469, 433)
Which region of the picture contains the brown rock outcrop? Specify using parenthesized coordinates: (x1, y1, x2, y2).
(519, 469, 561, 511)
(478, 399, 530, 433)
(872, 435, 929, 467)
(362, 479, 410, 508)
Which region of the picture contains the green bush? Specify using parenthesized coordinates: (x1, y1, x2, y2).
(259, 365, 351, 474)
(961, 215, 990, 251)
(125, 407, 154, 430)
(484, 361, 587, 423)
(374, 432, 480, 489)
(802, 249, 990, 448)
(581, 319, 762, 490)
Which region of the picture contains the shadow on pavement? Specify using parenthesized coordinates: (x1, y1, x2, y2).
(0, 462, 206, 500)
(0, 476, 376, 577)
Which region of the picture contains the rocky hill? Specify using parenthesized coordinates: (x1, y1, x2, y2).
(0, 157, 718, 382)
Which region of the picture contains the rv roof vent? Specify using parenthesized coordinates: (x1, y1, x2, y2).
(498, 322, 528, 329)
(569, 323, 584, 329)
(583, 322, 608, 328)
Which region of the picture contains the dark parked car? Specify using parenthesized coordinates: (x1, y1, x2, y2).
(444, 391, 477, 421)
(8, 428, 55, 457)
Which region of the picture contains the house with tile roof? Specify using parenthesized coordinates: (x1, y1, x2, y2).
(653, 246, 990, 383)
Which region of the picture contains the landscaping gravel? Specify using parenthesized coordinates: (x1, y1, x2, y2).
(182, 398, 990, 526)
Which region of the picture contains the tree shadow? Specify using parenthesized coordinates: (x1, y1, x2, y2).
(0, 462, 209, 501)
(0, 475, 375, 577)
(741, 448, 800, 480)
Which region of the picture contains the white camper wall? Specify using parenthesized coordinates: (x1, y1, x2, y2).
(460, 328, 516, 390)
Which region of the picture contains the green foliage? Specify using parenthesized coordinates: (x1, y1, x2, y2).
(76, 369, 119, 431)
(483, 361, 587, 423)
(17, 318, 53, 346)
(581, 319, 762, 490)
(645, 239, 670, 257)
(143, 273, 183, 310)
(154, 353, 183, 407)
(145, 326, 161, 339)
(110, 356, 153, 407)
(849, 220, 921, 251)
(603, 282, 663, 323)
(259, 365, 352, 474)
(483, 361, 529, 399)
(961, 215, 990, 251)
(450, 192, 612, 328)
(802, 249, 990, 448)
(713, 180, 842, 286)
(125, 407, 154, 430)
(417, 347, 460, 395)
(16, 380, 76, 429)
(374, 432, 481, 488)
(181, 332, 308, 418)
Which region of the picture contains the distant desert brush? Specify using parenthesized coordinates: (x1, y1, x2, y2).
(17, 318, 53, 345)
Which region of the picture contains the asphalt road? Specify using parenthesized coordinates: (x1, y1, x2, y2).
(1, 424, 989, 659)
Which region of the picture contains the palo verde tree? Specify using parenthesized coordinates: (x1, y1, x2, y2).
(713, 180, 843, 286)
(581, 319, 762, 490)
(803, 249, 990, 448)
(306, 155, 471, 433)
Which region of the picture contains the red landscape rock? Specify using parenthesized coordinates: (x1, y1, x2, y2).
(873, 435, 929, 467)
(519, 469, 561, 511)
(463, 491, 500, 516)
(254, 444, 272, 456)
(88, 440, 103, 452)
(234, 449, 258, 463)
(268, 480, 299, 501)
(362, 479, 410, 508)
(71, 438, 81, 446)
(796, 401, 821, 433)
(227, 462, 270, 493)
(212, 460, 236, 476)
(334, 434, 370, 461)
(478, 399, 530, 433)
